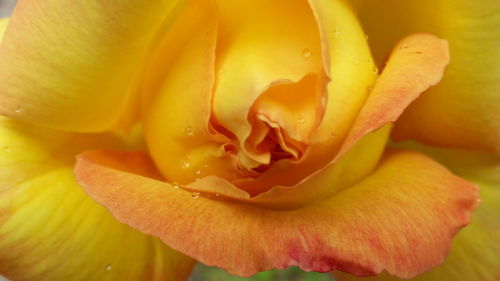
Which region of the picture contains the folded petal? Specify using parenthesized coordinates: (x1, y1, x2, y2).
(0, 118, 194, 281)
(0, 0, 186, 132)
(352, 0, 500, 154)
(334, 144, 500, 281)
(335, 33, 449, 159)
(75, 149, 478, 278)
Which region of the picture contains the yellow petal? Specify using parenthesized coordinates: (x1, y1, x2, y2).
(307, 0, 377, 146)
(144, 0, 241, 185)
(0, 18, 8, 38)
(0, 0, 187, 132)
(352, 0, 500, 154)
(335, 143, 499, 281)
(0, 118, 194, 281)
(212, 0, 323, 153)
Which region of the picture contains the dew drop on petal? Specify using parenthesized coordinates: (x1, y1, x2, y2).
(297, 115, 305, 124)
(366, 86, 374, 96)
(182, 162, 191, 169)
(195, 170, 202, 175)
(302, 48, 312, 58)
(105, 265, 112, 271)
(192, 192, 200, 199)
(372, 67, 379, 74)
(185, 126, 194, 136)
(14, 107, 23, 113)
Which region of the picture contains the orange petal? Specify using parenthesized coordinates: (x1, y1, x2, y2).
(335, 144, 500, 281)
(336, 33, 449, 160)
(75, 149, 478, 278)
(0, 0, 186, 132)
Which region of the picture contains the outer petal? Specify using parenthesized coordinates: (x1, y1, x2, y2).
(351, 0, 500, 153)
(75, 149, 478, 278)
(335, 144, 500, 281)
(0, 119, 194, 281)
(0, 0, 186, 132)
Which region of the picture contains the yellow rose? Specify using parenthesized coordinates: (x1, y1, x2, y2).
(0, 0, 497, 281)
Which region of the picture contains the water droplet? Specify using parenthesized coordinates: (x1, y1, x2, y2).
(185, 126, 194, 136)
(182, 162, 191, 169)
(195, 170, 202, 175)
(333, 28, 341, 35)
(297, 115, 305, 124)
(302, 48, 312, 58)
(105, 264, 112, 271)
(14, 107, 23, 113)
(172, 184, 180, 189)
(364, 34, 369, 40)
(215, 193, 220, 197)
(372, 67, 378, 74)
(192, 192, 200, 199)
(400, 43, 409, 49)
(203, 164, 208, 168)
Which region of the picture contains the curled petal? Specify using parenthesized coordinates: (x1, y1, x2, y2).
(335, 145, 500, 281)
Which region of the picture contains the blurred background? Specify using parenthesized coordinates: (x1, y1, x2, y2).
(0, 0, 15, 18)
(0, 0, 337, 280)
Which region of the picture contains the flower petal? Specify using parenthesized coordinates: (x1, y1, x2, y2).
(143, 0, 243, 185)
(334, 145, 500, 281)
(0, 18, 7, 37)
(0, 119, 194, 281)
(0, 0, 186, 132)
(75, 149, 478, 278)
(352, 0, 500, 154)
(335, 33, 449, 159)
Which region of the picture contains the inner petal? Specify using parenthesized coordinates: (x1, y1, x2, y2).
(241, 74, 326, 171)
(212, 0, 324, 156)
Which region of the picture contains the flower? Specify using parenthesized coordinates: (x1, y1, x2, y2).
(0, 1, 497, 281)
